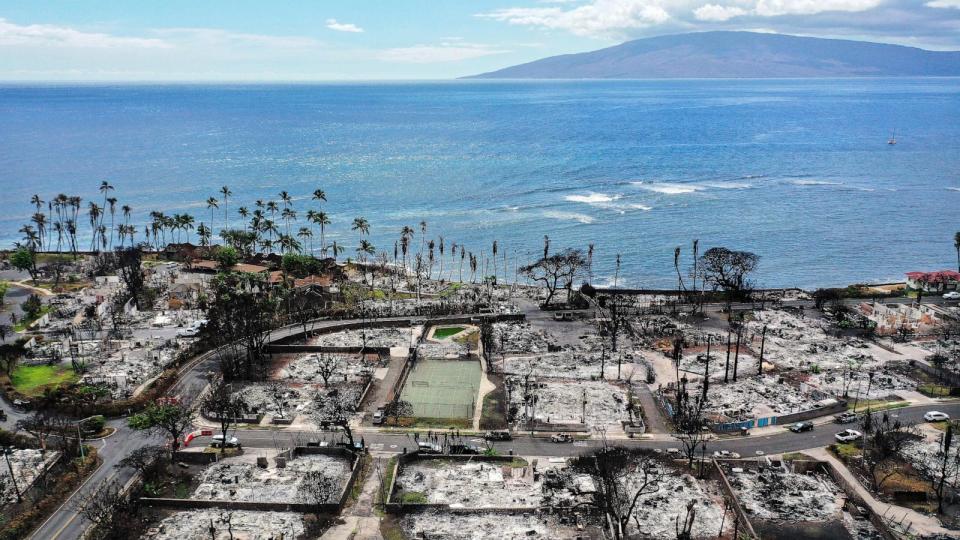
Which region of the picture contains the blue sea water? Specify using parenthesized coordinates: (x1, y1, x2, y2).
(0, 79, 958, 289)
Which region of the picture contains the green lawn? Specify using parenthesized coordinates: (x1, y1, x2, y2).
(432, 326, 466, 339)
(13, 306, 52, 332)
(11, 364, 78, 396)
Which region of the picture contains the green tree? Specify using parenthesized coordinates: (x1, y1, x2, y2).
(10, 247, 38, 283)
(213, 246, 239, 271)
(128, 400, 195, 452)
(22, 294, 42, 319)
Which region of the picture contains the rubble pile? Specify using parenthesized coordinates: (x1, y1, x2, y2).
(276, 353, 379, 383)
(192, 455, 350, 503)
(679, 351, 759, 380)
(395, 459, 579, 508)
(399, 510, 584, 540)
(308, 327, 418, 349)
(493, 322, 553, 354)
(803, 368, 914, 399)
(744, 309, 875, 372)
(729, 466, 841, 521)
(234, 382, 364, 418)
(503, 351, 644, 380)
(625, 471, 729, 539)
(81, 344, 179, 398)
(508, 379, 631, 427)
(0, 449, 59, 504)
(902, 438, 960, 484)
(149, 510, 305, 540)
(417, 340, 468, 358)
(700, 375, 820, 419)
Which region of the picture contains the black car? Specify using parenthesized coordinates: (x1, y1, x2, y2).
(789, 421, 814, 433)
(484, 430, 512, 441)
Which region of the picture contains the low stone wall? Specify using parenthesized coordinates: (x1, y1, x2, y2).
(709, 460, 761, 540)
(775, 399, 849, 425)
(171, 450, 218, 464)
(264, 345, 394, 355)
(819, 457, 899, 540)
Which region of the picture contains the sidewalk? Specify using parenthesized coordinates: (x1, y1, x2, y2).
(321, 454, 384, 540)
(806, 447, 951, 537)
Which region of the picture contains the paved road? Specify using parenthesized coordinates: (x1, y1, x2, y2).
(27, 421, 159, 540)
(203, 402, 960, 460)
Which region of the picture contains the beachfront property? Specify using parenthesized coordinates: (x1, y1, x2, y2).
(905, 270, 960, 293)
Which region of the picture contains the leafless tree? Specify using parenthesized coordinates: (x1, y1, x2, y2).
(16, 411, 70, 452)
(298, 469, 339, 516)
(520, 248, 586, 306)
(311, 386, 360, 447)
(202, 382, 246, 455)
(315, 353, 340, 386)
(859, 411, 921, 491)
(912, 424, 960, 513)
(673, 375, 710, 467)
(116, 445, 168, 482)
(73, 479, 144, 540)
(266, 381, 290, 419)
(571, 447, 665, 540)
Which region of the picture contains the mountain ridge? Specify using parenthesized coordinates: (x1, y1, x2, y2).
(466, 31, 960, 79)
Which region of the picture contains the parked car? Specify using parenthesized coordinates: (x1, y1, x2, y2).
(789, 421, 814, 433)
(943, 291, 960, 300)
(484, 431, 512, 441)
(924, 411, 950, 422)
(449, 444, 481, 455)
(834, 412, 858, 424)
(417, 442, 443, 454)
(372, 408, 385, 425)
(712, 450, 742, 459)
(210, 434, 240, 448)
(835, 429, 863, 443)
(550, 433, 573, 443)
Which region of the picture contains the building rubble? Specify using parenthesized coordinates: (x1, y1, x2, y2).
(146, 510, 305, 540)
(274, 353, 380, 383)
(308, 327, 419, 349)
(0, 449, 60, 504)
(624, 470, 730, 539)
(192, 454, 350, 503)
(399, 510, 589, 540)
(508, 378, 631, 427)
(728, 465, 842, 521)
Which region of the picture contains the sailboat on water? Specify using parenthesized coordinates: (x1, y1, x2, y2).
(888, 130, 897, 145)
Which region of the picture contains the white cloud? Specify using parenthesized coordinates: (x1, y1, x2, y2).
(0, 17, 170, 48)
(379, 43, 509, 63)
(326, 19, 364, 33)
(690, 0, 883, 21)
(926, 0, 960, 8)
(155, 28, 321, 49)
(753, 0, 882, 16)
(478, 0, 672, 38)
(694, 3, 748, 20)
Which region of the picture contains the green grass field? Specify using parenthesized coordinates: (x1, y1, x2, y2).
(11, 364, 78, 396)
(432, 326, 466, 339)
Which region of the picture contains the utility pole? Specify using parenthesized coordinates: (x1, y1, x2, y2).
(758, 325, 767, 375)
(3, 447, 22, 503)
(724, 331, 731, 383)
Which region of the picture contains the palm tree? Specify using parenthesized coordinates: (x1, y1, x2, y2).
(438, 237, 445, 281)
(330, 241, 344, 263)
(206, 197, 219, 238)
(352, 217, 370, 237)
(674, 246, 685, 296)
(30, 213, 46, 252)
(298, 227, 313, 254)
(282, 208, 297, 236)
(179, 214, 195, 243)
(88, 202, 102, 251)
(543, 235, 550, 259)
(98, 180, 114, 231)
(197, 223, 212, 248)
(492, 240, 499, 283)
(220, 186, 232, 229)
(460, 247, 466, 282)
(400, 225, 414, 271)
(419, 220, 427, 257)
(106, 197, 118, 248)
(312, 189, 326, 204)
(238, 207, 250, 231)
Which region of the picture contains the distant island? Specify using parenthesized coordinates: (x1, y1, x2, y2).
(466, 31, 960, 79)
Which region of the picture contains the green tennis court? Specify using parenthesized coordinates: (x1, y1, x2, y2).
(400, 359, 481, 419)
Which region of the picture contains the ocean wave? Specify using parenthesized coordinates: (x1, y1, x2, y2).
(790, 179, 843, 186)
(630, 204, 653, 211)
(542, 210, 595, 224)
(947, 187, 960, 192)
(700, 182, 752, 189)
(564, 192, 621, 204)
(631, 182, 703, 195)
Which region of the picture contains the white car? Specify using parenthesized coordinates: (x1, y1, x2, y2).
(924, 411, 950, 422)
(944, 292, 960, 300)
(835, 429, 863, 443)
(210, 434, 240, 448)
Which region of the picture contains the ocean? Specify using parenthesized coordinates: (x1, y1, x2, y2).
(0, 79, 958, 289)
